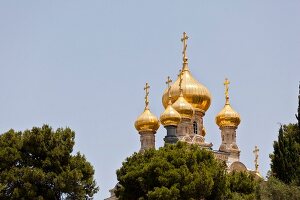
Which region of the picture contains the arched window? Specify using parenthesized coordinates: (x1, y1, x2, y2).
(193, 121, 198, 134)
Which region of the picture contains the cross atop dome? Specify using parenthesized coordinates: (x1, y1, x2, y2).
(144, 82, 150, 110)
(166, 76, 172, 91)
(178, 69, 183, 95)
(224, 78, 230, 105)
(253, 146, 259, 172)
(166, 76, 172, 102)
(181, 32, 189, 63)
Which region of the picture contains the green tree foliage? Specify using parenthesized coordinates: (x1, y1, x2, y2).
(227, 171, 260, 200)
(270, 124, 300, 185)
(116, 142, 228, 200)
(270, 85, 300, 185)
(0, 125, 98, 199)
(258, 176, 300, 200)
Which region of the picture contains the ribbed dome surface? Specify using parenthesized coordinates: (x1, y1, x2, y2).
(172, 95, 194, 120)
(216, 78, 241, 128)
(162, 64, 211, 113)
(215, 104, 241, 128)
(135, 109, 160, 133)
(160, 104, 181, 127)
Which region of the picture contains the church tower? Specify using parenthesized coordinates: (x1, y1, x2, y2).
(134, 83, 160, 152)
(215, 78, 241, 161)
(161, 32, 212, 147)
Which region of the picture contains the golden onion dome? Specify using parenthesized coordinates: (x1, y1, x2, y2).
(135, 83, 160, 133)
(215, 78, 241, 128)
(162, 65, 211, 113)
(135, 108, 160, 133)
(171, 66, 194, 120)
(160, 77, 182, 126)
(215, 104, 241, 128)
(172, 94, 194, 120)
(160, 104, 181, 127)
(162, 32, 211, 113)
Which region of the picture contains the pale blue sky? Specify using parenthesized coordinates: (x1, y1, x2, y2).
(0, 1, 299, 199)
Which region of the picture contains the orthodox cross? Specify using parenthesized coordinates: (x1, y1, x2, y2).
(253, 145, 259, 172)
(179, 69, 183, 94)
(177, 69, 182, 77)
(181, 32, 189, 60)
(224, 78, 230, 104)
(166, 76, 172, 95)
(166, 76, 172, 89)
(166, 76, 172, 103)
(144, 82, 150, 109)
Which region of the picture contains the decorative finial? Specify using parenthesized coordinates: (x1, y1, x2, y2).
(181, 32, 189, 63)
(253, 145, 259, 172)
(166, 76, 172, 105)
(144, 82, 150, 110)
(177, 69, 182, 77)
(179, 69, 183, 96)
(224, 78, 230, 105)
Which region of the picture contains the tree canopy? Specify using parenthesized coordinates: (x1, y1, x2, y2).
(270, 124, 300, 185)
(0, 125, 98, 200)
(227, 171, 259, 200)
(270, 86, 300, 185)
(258, 176, 300, 200)
(116, 142, 258, 200)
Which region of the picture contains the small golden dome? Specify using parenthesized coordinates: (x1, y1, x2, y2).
(135, 82, 160, 133)
(172, 95, 194, 120)
(171, 67, 194, 120)
(215, 104, 241, 128)
(162, 32, 211, 113)
(215, 78, 241, 128)
(135, 108, 160, 133)
(160, 77, 182, 126)
(160, 104, 181, 127)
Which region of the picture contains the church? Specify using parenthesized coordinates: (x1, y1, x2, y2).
(107, 32, 260, 199)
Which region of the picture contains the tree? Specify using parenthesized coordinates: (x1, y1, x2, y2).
(0, 125, 98, 199)
(258, 176, 300, 200)
(270, 124, 300, 185)
(226, 171, 260, 200)
(270, 85, 300, 185)
(116, 142, 228, 200)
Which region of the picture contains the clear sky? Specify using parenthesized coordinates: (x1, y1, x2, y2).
(0, 1, 299, 199)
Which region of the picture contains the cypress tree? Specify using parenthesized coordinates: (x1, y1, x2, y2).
(270, 84, 300, 185)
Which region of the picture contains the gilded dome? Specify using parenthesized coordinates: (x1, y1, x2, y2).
(172, 94, 194, 120)
(215, 104, 241, 128)
(160, 77, 182, 127)
(135, 82, 160, 133)
(162, 64, 212, 113)
(160, 104, 181, 127)
(215, 78, 241, 128)
(135, 108, 160, 133)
